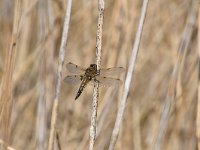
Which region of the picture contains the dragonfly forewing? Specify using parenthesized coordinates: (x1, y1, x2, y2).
(66, 62, 85, 74)
(95, 76, 122, 87)
(64, 75, 82, 85)
(100, 67, 125, 77)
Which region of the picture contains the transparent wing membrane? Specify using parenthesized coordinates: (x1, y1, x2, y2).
(95, 76, 123, 87)
(66, 62, 85, 74)
(64, 75, 82, 85)
(100, 67, 125, 77)
(64, 62, 124, 88)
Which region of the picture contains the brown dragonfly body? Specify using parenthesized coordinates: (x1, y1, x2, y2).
(75, 64, 99, 100)
(64, 62, 125, 100)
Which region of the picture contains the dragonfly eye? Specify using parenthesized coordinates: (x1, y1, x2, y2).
(90, 64, 94, 67)
(90, 64, 97, 71)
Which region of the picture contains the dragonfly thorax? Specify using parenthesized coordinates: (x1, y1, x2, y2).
(85, 64, 99, 79)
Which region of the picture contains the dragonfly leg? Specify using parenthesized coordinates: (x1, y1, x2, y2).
(80, 75, 84, 80)
(95, 70, 100, 76)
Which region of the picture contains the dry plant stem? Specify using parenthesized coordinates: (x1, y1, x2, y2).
(153, 2, 197, 150)
(56, 131, 62, 150)
(89, 0, 104, 150)
(197, 4, 200, 150)
(108, 0, 149, 149)
(47, 0, 72, 150)
(36, 55, 46, 150)
(36, 1, 47, 149)
(18, 0, 38, 34)
(0, 139, 15, 150)
(0, 0, 21, 150)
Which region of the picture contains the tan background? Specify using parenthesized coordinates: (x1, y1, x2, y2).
(0, 0, 198, 149)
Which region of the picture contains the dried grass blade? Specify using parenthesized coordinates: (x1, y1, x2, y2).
(108, 0, 149, 149)
(153, 2, 197, 150)
(0, 0, 21, 149)
(197, 3, 200, 150)
(89, 0, 104, 150)
(47, 0, 72, 150)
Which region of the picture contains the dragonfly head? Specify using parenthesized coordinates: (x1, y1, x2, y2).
(90, 64, 97, 69)
(90, 64, 98, 72)
(85, 64, 98, 78)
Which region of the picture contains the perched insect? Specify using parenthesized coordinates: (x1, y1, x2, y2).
(64, 62, 125, 100)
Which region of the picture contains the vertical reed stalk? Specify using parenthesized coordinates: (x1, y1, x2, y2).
(0, 0, 21, 149)
(108, 0, 149, 149)
(197, 4, 200, 150)
(89, 0, 104, 150)
(36, 1, 48, 149)
(47, 0, 72, 150)
(0, 140, 15, 150)
(153, 2, 197, 149)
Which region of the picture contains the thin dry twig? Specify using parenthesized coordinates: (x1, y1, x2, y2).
(89, 0, 104, 150)
(18, 0, 38, 34)
(0, 139, 15, 150)
(36, 58, 46, 150)
(36, 1, 48, 149)
(47, 0, 72, 150)
(108, 0, 149, 149)
(197, 4, 200, 150)
(0, 0, 21, 149)
(153, 2, 197, 150)
(56, 130, 62, 150)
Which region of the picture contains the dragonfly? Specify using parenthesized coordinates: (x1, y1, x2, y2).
(64, 62, 125, 100)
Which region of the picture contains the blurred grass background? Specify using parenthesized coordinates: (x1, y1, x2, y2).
(0, 0, 198, 150)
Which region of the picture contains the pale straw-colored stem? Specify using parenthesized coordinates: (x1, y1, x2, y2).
(153, 1, 197, 150)
(197, 3, 200, 150)
(108, 0, 149, 149)
(0, 139, 15, 150)
(0, 0, 21, 150)
(89, 0, 104, 150)
(47, 0, 72, 150)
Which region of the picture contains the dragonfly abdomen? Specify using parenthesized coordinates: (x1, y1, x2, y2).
(75, 78, 89, 100)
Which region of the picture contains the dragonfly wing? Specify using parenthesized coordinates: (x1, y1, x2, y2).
(95, 76, 123, 87)
(100, 67, 125, 77)
(66, 62, 85, 74)
(64, 75, 82, 85)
